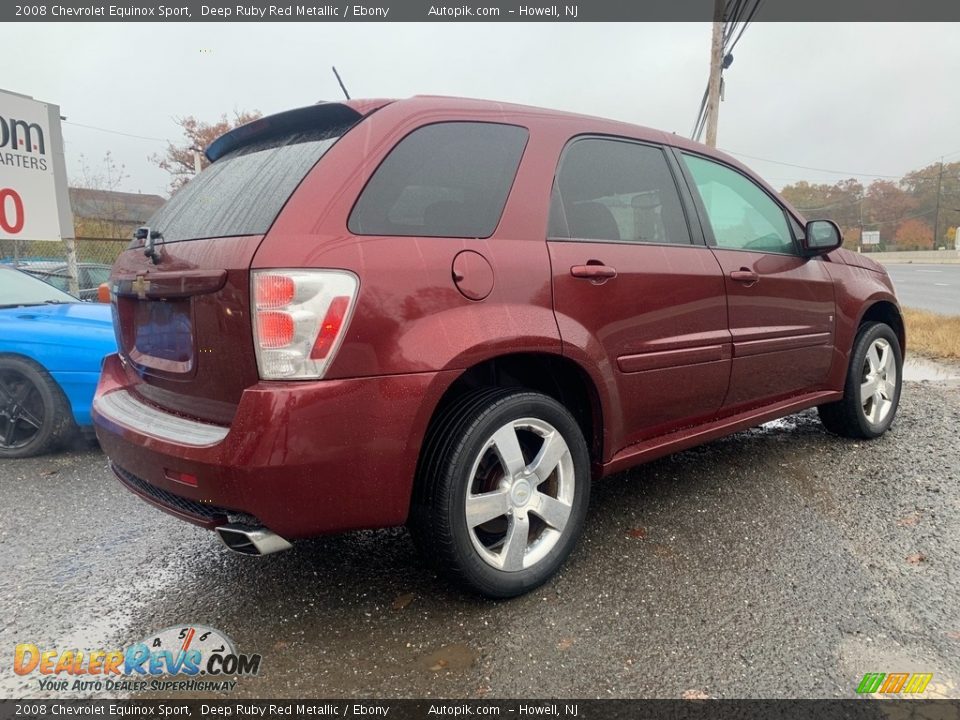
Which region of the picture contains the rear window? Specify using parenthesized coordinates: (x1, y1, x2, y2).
(348, 122, 528, 238)
(143, 127, 348, 243)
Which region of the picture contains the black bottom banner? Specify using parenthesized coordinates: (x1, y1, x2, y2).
(2, 700, 959, 720)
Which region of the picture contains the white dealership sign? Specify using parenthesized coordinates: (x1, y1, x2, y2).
(861, 230, 880, 245)
(0, 89, 73, 240)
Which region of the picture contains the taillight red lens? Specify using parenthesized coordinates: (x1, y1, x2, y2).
(255, 274, 296, 309)
(251, 269, 358, 380)
(257, 311, 295, 348)
(310, 296, 350, 359)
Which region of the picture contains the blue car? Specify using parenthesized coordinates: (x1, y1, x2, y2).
(0, 266, 116, 458)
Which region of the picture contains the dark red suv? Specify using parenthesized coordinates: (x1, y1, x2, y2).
(94, 97, 904, 597)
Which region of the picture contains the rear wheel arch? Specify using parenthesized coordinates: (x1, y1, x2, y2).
(417, 352, 605, 476)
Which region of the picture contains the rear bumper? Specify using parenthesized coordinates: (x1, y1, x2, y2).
(94, 353, 454, 539)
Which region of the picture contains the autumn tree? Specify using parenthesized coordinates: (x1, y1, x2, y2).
(151, 110, 261, 192)
(71, 151, 131, 238)
(902, 161, 960, 246)
(894, 218, 934, 250)
(863, 180, 917, 227)
(781, 178, 863, 240)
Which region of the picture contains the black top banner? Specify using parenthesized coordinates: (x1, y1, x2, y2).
(5, 0, 960, 22)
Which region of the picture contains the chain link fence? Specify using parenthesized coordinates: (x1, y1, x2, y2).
(1, 237, 129, 301)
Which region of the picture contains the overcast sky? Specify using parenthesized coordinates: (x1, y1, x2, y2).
(8, 22, 959, 196)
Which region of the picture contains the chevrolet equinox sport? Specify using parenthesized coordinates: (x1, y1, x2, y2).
(94, 97, 904, 597)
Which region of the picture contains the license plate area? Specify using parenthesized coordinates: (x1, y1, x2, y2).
(128, 299, 194, 374)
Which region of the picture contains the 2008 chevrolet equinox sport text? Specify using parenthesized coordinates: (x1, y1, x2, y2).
(94, 96, 904, 598)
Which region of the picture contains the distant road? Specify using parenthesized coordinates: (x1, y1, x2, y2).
(884, 264, 960, 314)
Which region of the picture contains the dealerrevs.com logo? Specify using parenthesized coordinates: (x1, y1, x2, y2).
(14, 625, 261, 693)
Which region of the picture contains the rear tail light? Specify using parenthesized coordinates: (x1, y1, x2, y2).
(251, 269, 359, 380)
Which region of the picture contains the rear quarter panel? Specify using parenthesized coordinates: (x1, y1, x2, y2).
(253, 99, 569, 379)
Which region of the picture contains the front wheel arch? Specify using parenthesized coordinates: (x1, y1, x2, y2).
(857, 300, 905, 358)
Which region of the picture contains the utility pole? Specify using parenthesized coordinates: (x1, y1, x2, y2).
(704, 0, 726, 148)
(191, 147, 203, 176)
(859, 193, 865, 253)
(932, 157, 944, 250)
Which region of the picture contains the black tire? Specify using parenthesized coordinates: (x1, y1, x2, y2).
(410, 389, 591, 598)
(818, 322, 902, 439)
(0, 355, 74, 458)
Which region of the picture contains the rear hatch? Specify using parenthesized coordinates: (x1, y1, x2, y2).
(110, 103, 365, 425)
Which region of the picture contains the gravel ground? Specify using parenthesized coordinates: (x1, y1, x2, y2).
(1, 379, 958, 699)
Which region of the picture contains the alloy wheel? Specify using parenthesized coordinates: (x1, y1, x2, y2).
(464, 417, 575, 572)
(860, 338, 897, 425)
(0, 370, 44, 450)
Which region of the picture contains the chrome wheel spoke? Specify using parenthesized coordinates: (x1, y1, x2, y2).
(530, 492, 572, 532)
(490, 424, 526, 477)
(500, 513, 529, 571)
(866, 344, 882, 373)
(871, 393, 884, 422)
(881, 379, 896, 399)
(861, 376, 879, 400)
(465, 489, 511, 528)
(529, 430, 568, 485)
(2, 418, 15, 446)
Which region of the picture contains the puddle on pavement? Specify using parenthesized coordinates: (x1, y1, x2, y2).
(903, 357, 960, 382)
(418, 644, 477, 673)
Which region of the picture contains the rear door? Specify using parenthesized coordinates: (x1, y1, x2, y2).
(676, 151, 835, 408)
(110, 104, 362, 424)
(548, 137, 731, 451)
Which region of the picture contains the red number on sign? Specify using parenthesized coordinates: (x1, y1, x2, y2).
(0, 188, 25, 234)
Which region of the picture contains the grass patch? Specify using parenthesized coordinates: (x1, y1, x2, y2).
(902, 308, 960, 360)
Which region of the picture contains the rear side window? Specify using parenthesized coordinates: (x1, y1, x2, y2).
(549, 138, 692, 245)
(348, 122, 528, 238)
(144, 127, 348, 243)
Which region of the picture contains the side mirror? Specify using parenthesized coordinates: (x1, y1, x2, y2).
(801, 219, 843, 256)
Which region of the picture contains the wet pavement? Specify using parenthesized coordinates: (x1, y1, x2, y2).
(1, 379, 959, 699)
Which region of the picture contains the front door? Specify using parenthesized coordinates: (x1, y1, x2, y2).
(548, 137, 731, 454)
(678, 152, 836, 409)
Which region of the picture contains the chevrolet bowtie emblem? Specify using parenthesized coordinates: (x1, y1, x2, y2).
(131, 275, 150, 300)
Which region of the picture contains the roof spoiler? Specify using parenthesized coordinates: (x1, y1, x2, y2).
(205, 102, 364, 162)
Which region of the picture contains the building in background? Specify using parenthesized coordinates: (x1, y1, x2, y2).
(69, 188, 165, 240)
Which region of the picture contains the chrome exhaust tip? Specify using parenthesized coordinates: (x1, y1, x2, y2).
(215, 524, 292, 556)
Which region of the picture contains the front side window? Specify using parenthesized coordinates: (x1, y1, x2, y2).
(682, 154, 795, 254)
(348, 122, 528, 238)
(549, 138, 691, 245)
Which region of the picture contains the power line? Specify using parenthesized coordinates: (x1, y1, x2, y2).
(63, 120, 169, 143)
(869, 209, 937, 227)
(718, 148, 947, 181)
